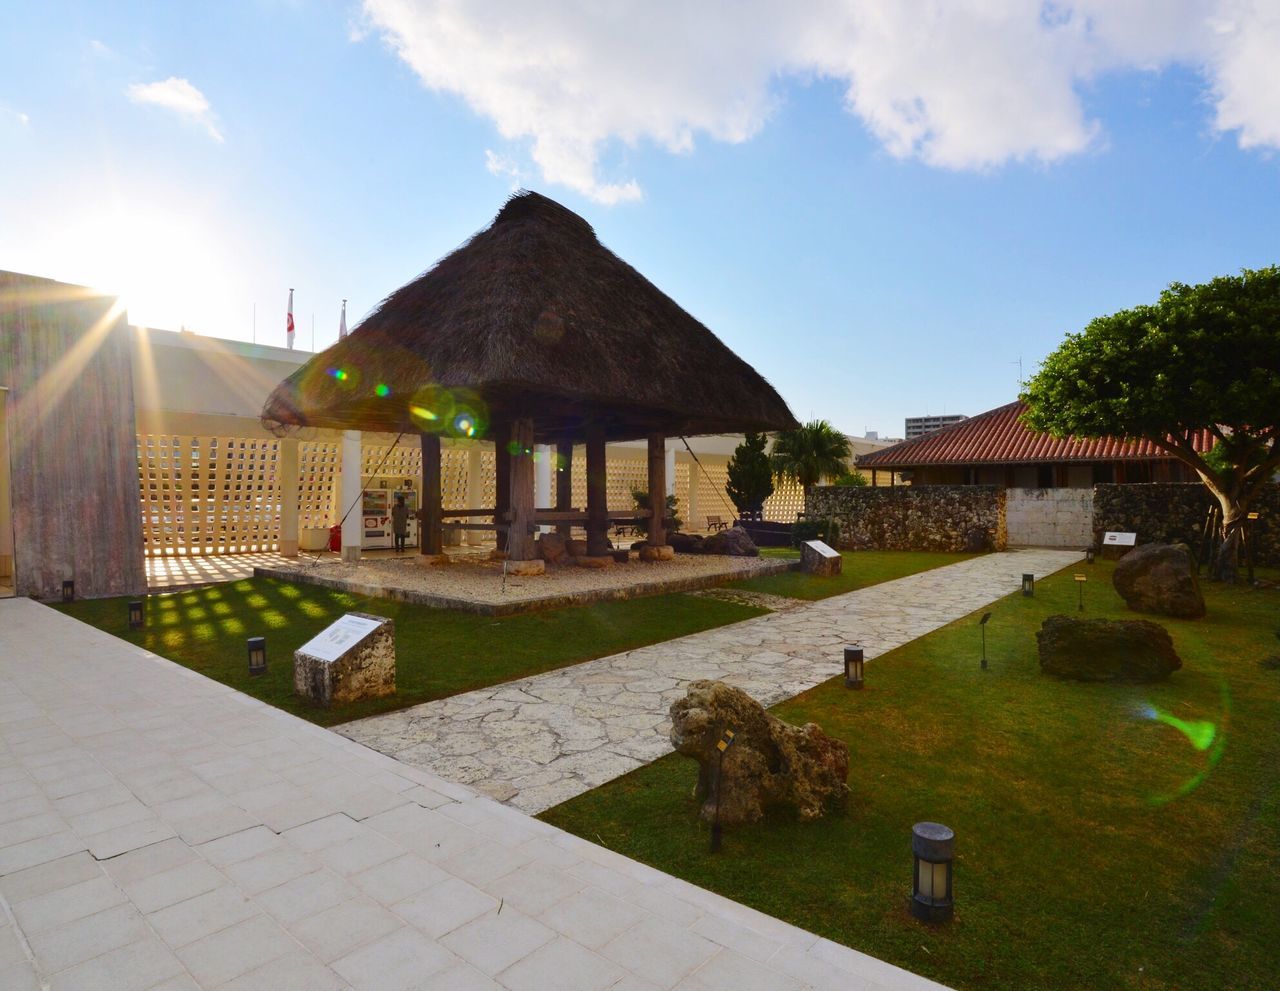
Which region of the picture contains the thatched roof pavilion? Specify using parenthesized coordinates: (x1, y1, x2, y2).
(261, 191, 797, 568)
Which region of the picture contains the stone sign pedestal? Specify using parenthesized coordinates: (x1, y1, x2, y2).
(800, 540, 842, 577)
(294, 612, 396, 706)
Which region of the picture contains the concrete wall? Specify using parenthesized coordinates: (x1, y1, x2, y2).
(1005, 487, 1093, 548)
(0, 272, 145, 598)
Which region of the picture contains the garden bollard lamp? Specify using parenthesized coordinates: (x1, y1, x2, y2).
(1021, 573, 1034, 597)
(844, 646, 865, 689)
(62, 580, 74, 603)
(128, 600, 144, 630)
(247, 636, 267, 676)
(1085, 546, 1096, 565)
(910, 822, 955, 923)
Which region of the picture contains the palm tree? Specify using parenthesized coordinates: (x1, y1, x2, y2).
(769, 420, 852, 508)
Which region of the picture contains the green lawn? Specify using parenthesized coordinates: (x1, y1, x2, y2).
(541, 563, 1280, 991)
(729, 550, 981, 600)
(56, 578, 764, 727)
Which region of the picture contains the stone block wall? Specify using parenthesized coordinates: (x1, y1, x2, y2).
(1005, 487, 1093, 548)
(808, 485, 1006, 552)
(1093, 483, 1280, 566)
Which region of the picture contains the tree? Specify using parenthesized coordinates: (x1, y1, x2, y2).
(769, 420, 853, 508)
(631, 488, 682, 533)
(725, 432, 774, 518)
(1021, 266, 1280, 581)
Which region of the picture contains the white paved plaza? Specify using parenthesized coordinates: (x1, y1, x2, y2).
(338, 550, 1082, 812)
(0, 596, 953, 990)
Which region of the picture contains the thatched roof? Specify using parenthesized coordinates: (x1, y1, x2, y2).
(261, 191, 797, 443)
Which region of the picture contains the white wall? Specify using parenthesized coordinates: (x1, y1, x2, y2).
(1005, 487, 1093, 547)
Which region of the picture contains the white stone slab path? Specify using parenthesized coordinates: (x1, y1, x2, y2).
(0, 598, 954, 990)
(338, 550, 1082, 813)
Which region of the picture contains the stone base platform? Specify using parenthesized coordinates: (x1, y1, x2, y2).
(256, 553, 793, 616)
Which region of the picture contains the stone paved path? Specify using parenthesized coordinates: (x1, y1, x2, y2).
(0, 597, 952, 990)
(338, 549, 1081, 813)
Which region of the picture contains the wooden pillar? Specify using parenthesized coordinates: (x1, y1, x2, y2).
(871, 468, 878, 488)
(278, 438, 299, 557)
(647, 433, 666, 546)
(420, 433, 442, 556)
(556, 440, 573, 537)
(493, 421, 510, 552)
(507, 418, 535, 561)
(585, 424, 609, 557)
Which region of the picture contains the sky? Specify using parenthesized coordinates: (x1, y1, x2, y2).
(2, 1, 1278, 439)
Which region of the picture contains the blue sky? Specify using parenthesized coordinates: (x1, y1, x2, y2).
(2, 1, 1278, 439)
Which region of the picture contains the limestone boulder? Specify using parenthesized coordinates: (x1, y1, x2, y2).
(537, 532, 569, 564)
(668, 532, 705, 555)
(1112, 542, 1205, 618)
(702, 526, 759, 557)
(565, 538, 587, 557)
(669, 680, 848, 826)
(1036, 614, 1182, 682)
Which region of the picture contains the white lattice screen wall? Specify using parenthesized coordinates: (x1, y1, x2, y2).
(139, 434, 280, 556)
(137, 437, 750, 554)
(298, 441, 339, 529)
(764, 479, 806, 523)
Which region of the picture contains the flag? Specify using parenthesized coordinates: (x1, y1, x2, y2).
(339, 299, 347, 339)
(286, 288, 295, 350)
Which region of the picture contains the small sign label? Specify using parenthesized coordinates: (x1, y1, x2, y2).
(804, 540, 839, 558)
(1103, 531, 1136, 546)
(298, 614, 384, 664)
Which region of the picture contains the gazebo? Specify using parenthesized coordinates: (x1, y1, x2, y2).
(262, 191, 797, 572)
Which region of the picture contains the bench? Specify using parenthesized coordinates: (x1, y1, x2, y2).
(706, 515, 730, 532)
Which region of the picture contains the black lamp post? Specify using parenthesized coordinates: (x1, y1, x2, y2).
(710, 728, 736, 853)
(910, 822, 955, 922)
(61, 580, 75, 603)
(1021, 573, 1034, 597)
(128, 600, 144, 630)
(1075, 573, 1086, 611)
(1085, 547, 1096, 565)
(979, 612, 992, 671)
(844, 646, 864, 690)
(247, 636, 267, 676)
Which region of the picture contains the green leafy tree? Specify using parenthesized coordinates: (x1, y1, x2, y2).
(769, 420, 853, 508)
(831, 471, 869, 487)
(631, 488, 682, 533)
(725, 432, 774, 517)
(1022, 266, 1280, 581)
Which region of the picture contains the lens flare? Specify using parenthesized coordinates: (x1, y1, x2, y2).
(375, 383, 390, 398)
(1139, 681, 1230, 807)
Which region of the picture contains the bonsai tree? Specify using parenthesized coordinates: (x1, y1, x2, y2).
(631, 488, 682, 533)
(1022, 266, 1280, 582)
(769, 419, 853, 508)
(725, 432, 774, 519)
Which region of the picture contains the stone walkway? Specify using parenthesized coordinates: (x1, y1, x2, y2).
(338, 550, 1081, 812)
(0, 597, 951, 990)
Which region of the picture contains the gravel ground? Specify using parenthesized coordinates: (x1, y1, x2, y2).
(264, 550, 786, 608)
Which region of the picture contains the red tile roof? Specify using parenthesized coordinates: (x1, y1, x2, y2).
(856, 401, 1214, 469)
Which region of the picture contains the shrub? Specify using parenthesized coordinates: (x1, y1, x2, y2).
(792, 518, 840, 547)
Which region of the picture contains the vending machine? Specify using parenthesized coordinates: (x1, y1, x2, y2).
(360, 481, 418, 550)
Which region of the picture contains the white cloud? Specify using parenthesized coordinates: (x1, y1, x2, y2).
(484, 149, 525, 187)
(127, 77, 223, 142)
(360, 1, 1280, 202)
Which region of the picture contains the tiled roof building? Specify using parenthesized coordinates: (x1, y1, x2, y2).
(856, 401, 1210, 488)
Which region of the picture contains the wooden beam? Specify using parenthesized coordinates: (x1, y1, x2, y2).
(420, 433, 442, 555)
(507, 417, 536, 560)
(556, 440, 573, 537)
(586, 423, 608, 557)
(647, 433, 666, 546)
(493, 421, 510, 552)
